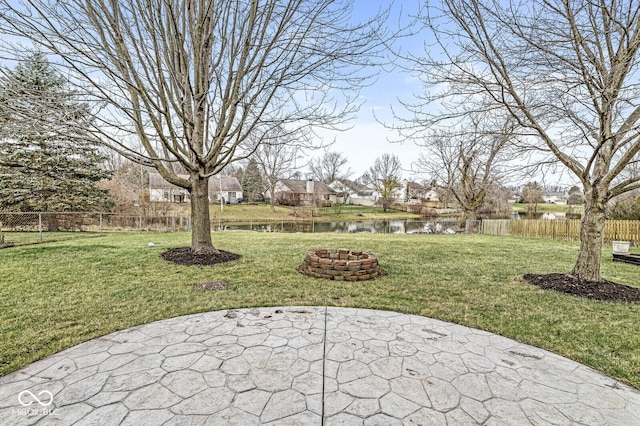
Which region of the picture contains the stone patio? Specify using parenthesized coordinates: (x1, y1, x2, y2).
(1, 307, 639, 425)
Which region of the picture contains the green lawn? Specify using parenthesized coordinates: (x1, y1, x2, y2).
(1, 232, 638, 389)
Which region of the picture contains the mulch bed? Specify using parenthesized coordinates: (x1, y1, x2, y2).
(161, 247, 240, 266)
(523, 273, 640, 303)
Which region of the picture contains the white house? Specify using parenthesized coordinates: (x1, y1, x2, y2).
(148, 172, 243, 204)
(328, 179, 377, 206)
(402, 180, 440, 204)
(148, 172, 189, 203)
(543, 191, 568, 205)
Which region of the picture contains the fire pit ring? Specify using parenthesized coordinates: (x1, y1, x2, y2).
(298, 248, 383, 281)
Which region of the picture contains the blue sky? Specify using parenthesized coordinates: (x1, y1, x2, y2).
(315, 0, 428, 180)
(327, 0, 578, 187)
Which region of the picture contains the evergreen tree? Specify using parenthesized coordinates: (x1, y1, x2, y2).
(241, 159, 264, 202)
(0, 53, 113, 213)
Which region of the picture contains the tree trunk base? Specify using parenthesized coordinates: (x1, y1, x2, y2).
(191, 246, 221, 256)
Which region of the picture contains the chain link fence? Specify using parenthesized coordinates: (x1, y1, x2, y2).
(0, 212, 192, 247)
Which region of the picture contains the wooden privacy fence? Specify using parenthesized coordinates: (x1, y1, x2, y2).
(481, 219, 640, 246)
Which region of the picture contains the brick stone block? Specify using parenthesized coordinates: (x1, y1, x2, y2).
(299, 248, 382, 282)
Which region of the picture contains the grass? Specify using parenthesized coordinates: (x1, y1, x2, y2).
(1, 232, 639, 389)
(0, 231, 102, 246)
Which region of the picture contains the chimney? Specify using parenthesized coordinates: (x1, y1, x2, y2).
(306, 178, 315, 194)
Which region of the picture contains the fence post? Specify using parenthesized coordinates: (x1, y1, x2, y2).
(312, 218, 315, 233)
(282, 220, 284, 233)
(172, 217, 176, 232)
(250, 220, 252, 231)
(99, 213, 103, 236)
(39, 213, 43, 242)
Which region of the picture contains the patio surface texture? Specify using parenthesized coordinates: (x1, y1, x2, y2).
(1, 306, 639, 425)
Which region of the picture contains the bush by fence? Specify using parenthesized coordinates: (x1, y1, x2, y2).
(481, 219, 640, 246)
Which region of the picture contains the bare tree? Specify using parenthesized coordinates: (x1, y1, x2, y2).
(415, 114, 516, 220)
(98, 156, 149, 214)
(253, 129, 304, 213)
(361, 154, 402, 212)
(397, 0, 640, 281)
(522, 181, 545, 216)
(309, 151, 352, 183)
(0, 0, 387, 254)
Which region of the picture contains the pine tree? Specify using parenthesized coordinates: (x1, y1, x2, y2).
(241, 159, 264, 202)
(0, 53, 113, 215)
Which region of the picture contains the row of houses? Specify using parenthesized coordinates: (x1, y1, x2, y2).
(147, 172, 439, 206)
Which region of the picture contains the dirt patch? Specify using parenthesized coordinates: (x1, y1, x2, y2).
(523, 273, 640, 303)
(161, 247, 240, 266)
(192, 280, 230, 291)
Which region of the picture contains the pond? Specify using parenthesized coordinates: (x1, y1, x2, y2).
(215, 219, 474, 234)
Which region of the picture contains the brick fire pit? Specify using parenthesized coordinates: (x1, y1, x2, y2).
(298, 248, 383, 281)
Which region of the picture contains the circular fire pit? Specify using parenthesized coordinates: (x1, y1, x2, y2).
(298, 248, 382, 281)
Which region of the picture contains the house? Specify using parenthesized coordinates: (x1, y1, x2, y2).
(148, 172, 189, 203)
(264, 179, 337, 206)
(148, 172, 243, 204)
(543, 191, 568, 205)
(328, 179, 377, 206)
(209, 175, 244, 204)
(402, 180, 440, 204)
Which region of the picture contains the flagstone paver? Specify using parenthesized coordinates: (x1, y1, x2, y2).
(1, 307, 639, 425)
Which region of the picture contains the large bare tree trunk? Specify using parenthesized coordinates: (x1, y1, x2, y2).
(189, 176, 218, 255)
(571, 198, 606, 281)
(463, 208, 477, 221)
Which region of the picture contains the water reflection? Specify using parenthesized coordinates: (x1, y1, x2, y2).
(217, 219, 469, 234)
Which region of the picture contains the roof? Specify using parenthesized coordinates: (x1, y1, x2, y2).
(545, 191, 567, 197)
(213, 176, 243, 192)
(148, 172, 184, 190)
(148, 172, 242, 192)
(279, 179, 336, 195)
(406, 181, 427, 191)
(329, 179, 374, 196)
